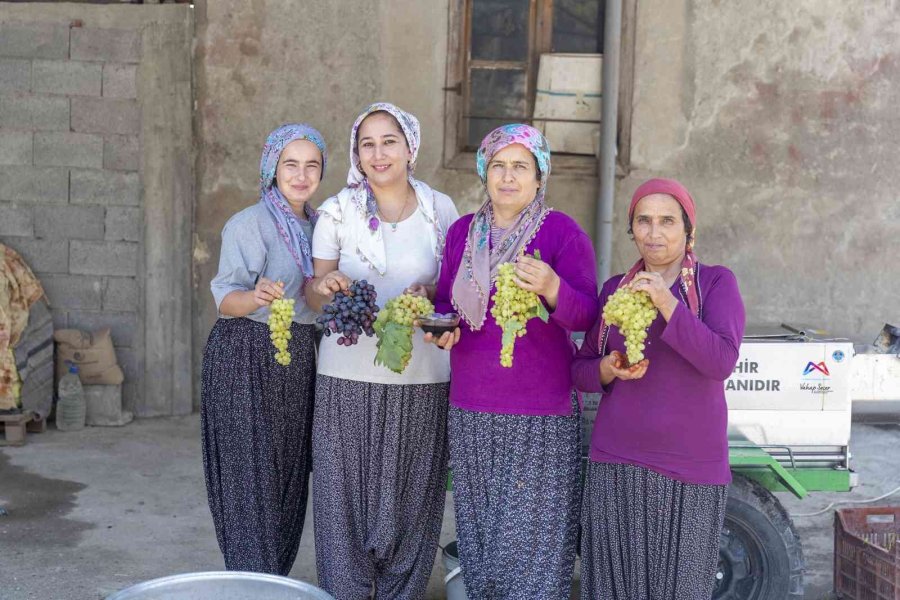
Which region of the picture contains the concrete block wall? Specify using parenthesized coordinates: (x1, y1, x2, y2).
(0, 21, 142, 408)
(0, 5, 193, 417)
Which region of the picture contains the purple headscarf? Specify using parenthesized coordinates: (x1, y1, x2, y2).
(452, 124, 553, 330)
(259, 123, 327, 282)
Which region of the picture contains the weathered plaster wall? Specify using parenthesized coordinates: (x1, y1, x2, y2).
(194, 0, 899, 406)
(191, 0, 598, 405)
(618, 0, 900, 339)
(193, 0, 382, 405)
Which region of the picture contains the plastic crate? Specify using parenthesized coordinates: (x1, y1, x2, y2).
(835, 507, 900, 599)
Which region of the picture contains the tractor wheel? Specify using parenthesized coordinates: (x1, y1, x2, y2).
(713, 474, 804, 599)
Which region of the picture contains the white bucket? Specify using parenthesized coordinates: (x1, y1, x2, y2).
(442, 541, 469, 600)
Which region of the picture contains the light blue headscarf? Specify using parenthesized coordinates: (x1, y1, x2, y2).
(259, 123, 327, 281)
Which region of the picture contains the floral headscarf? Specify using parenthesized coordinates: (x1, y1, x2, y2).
(452, 124, 553, 330)
(598, 178, 702, 359)
(347, 102, 420, 187)
(346, 102, 421, 232)
(259, 123, 327, 282)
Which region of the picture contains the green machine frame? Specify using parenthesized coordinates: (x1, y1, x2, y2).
(728, 445, 853, 499)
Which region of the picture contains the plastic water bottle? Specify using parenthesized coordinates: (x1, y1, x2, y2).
(57, 362, 86, 432)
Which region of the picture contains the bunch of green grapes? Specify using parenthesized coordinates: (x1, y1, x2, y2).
(602, 287, 658, 365)
(490, 260, 548, 368)
(385, 294, 434, 327)
(374, 293, 435, 373)
(268, 297, 295, 366)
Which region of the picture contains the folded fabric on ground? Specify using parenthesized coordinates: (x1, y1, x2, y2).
(0, 243, 46, 412)
(15, 299, 54, 419)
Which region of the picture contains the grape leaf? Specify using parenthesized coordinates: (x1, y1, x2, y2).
(373, 307, 390, 337)
(535, 301, 550, 323)
(374, 321, 414, 374)
(526, 249, 550, 322)
(501, 319, 523, 347)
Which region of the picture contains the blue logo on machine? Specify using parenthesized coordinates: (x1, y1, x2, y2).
(832, 350, 845, 362)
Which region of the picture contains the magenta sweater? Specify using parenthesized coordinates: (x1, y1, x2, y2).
(435, 211, 599, 415)
(572, 265, 745, 485)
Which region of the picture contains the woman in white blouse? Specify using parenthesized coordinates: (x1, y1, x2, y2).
(305, 103, 458, 600)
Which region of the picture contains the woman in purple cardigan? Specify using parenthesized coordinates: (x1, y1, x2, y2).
(430, 124, 599, 599)
(572, 178, 745, 599)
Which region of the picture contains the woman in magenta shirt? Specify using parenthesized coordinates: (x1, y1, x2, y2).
(572, 178, 745, 599)
(431, 124, 598, 599)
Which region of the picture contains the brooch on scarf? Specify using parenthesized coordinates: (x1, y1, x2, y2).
(362, 181, 380, 232)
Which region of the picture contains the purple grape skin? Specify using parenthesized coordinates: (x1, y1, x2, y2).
(315, 280, 381, 345)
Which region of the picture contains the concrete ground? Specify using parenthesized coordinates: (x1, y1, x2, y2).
(1, 417, 898, 600)
(0, 415, 459, 600)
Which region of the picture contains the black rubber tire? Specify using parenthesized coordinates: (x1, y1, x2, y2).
(713, 474, 805, 599)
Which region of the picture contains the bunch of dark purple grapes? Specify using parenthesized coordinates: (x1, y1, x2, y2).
(317, 280, 379, 346)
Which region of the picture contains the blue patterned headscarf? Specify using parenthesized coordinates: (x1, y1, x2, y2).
(259, 123, 327, 282)
(452, 124, 553, 330)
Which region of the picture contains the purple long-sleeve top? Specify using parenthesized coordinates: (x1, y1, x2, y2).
(572, 264, 745, 485)
(435, 211, 599, 416)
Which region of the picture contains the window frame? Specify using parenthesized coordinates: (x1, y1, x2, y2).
(442, 0, 637, 176)
(462, 0, 540, 152)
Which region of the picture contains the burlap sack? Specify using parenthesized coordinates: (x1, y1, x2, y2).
(54, 328, 124, 386)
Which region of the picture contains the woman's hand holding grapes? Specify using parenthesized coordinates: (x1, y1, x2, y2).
(629, 271, 679, 320)
(514, 255, 560, 310)
(313, 270, 352, 299)
(253, 277, 285, 307)
(404, 283, 435, 300)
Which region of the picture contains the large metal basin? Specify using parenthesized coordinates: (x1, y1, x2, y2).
(106, 571, 334, 600)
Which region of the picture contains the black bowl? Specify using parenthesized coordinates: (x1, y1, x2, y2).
(418, 313, 460, 336)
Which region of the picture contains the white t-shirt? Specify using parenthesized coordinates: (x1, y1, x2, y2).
(312, 185, 458, 385)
